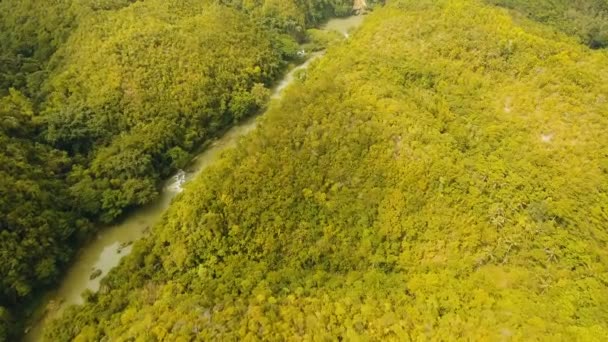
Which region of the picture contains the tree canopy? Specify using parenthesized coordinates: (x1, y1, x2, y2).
(487, 0, 608, 48)
(41, 1, 284, 222)
(44, 0, 608, 340)
(0, 0, 371, 339)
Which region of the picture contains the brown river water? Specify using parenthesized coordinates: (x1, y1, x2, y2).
(23, 15, 364, 341)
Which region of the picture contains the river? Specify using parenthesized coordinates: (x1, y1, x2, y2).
(23, 15, 364, 341)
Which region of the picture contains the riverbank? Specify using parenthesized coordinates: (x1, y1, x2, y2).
(22, 15, 366, 341)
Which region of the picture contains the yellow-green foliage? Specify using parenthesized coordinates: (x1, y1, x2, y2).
(222, 0, 382, 31)
(0, 0, 135, 94)
(1, 1, 360, 338)
(46, 0, 608, 340)
(305, 28, 346, 51)
(487, 0, 608, 48)
(0, 90, 91, 341)
(41, 1, 281, 222)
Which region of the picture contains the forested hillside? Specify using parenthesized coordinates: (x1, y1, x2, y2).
(0, 0, 381, 339)
(0, 0, 137, 96)
(41, 1, 283, 223)
(45, 0, 608, 340)
(487, 0, 608, 48)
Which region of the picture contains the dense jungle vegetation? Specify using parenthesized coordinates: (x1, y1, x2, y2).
(488, 0, 608, 48)
(40, 0, 608, 340)
(0, 0, 385, 339)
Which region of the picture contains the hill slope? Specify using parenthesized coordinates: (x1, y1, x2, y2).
(46, 0, 608, 340)
(487, 0, 608, 48)
(0, 0, 380, 339)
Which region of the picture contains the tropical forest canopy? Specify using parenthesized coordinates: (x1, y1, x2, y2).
(0, 0, 607, 340)
(43, 0, 608, 340)
(487, 0, 608, 48)
(0, 0, 382, 339)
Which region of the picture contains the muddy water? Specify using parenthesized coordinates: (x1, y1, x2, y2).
(322, 15, 365, 38)
(24, 15, 365, 341)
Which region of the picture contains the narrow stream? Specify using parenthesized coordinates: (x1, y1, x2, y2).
(23, 16, 364, 341)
